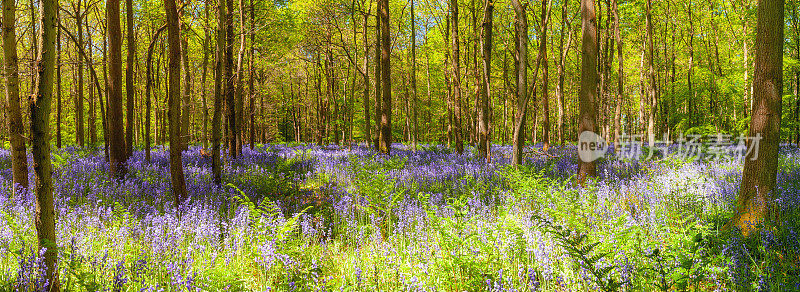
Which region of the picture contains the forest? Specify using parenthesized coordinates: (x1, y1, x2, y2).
(1, 0, 799, 289)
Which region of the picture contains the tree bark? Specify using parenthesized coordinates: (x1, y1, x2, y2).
(477, 0, 493, 158)
(165, 0, 188, 209)
(212, 0, 226, 183)
(411, 0, 418, 150)
(378, 0, 391, 154)
(145, 25, 167, 163)
(108, 0, 127, 178)
(373, 8, 382, 150)
(731, 0, 783, 236)
(75, 0, 85, 147)
(539, 0, 550, 148)
(225, 0, 237, 158)
(125, 0, 135, 157)
(180, 1, 192, 151)
(612, 0, 622, 145)
(577, 0, 598, 185)
(510, 0, 527, 165)
(30, 0, 60, 287)
(2, 0, 30, 193)
(449, 0, 463, 154)
(645, 0, 657, 146)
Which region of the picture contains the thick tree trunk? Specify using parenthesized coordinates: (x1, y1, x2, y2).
(165, 0, 188, 209)
(2, 0, 30, 193)
(577, 0, 598, 185)
(125, 0, 135, 157)
(450, 0, 463, 154)
(56, 8, 62, 149)
(30, 0, 60, 287)
(477, 0, 493, 158)
(212, 0, 226, 183)
(108, 0, 127, 178)
(731, 0, 783, 235)
(378, 0, 391, 154)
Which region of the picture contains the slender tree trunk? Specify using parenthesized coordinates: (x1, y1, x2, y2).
(201, 2, 210, 148)
(56, 8, 62, 149)
(225, 0, 237, 158)
(125, 0, 135, 157)
(362, 7, 371, 144)
(30, 0, 60, 287)
(378, 0, 391, 154)
(2, 0, 30, 193)
(374, 8, 382, 150)
(556, 0, 569, 144)
(248, 0, 255, 149)
(612, 0, 622, 145)
(450, 0, 463, 154)
(539, 0, 550, 148)
(510, 0, 527, 165)
(108, 0, 127, 178)
(234, 0, 245, 153)
(577, 0, 598, 185)
(165, 0, 188, 209)
(687, 0, 694, 127)
(145, 26, 168, 163)
(645, 0, 657, 145)
(411, 0, 418, 150)
(75, 0, 85, 146)
(212, 0, 226, 183)
(730, 0, 783, 235)
(477, 0, 493, 158)
(180, 3, 192, 151)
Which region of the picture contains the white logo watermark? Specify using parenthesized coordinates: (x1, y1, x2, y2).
(576, 132, 762, 163)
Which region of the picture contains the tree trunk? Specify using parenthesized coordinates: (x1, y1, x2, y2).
(645, 0, 657, 146)
(378, 0, 391, 154)
(201, 1, 210, 148)
(180, 3, 192, 151)
(234, 0, 245, 153)
(539, 0, 550, 149)
(212, 0, 226, 183)
(477, 0, 493, 158)
(225, 0, 237, 158)
(373, 8, 382, 150)
(411, 0, 418, 150)
(165, 0, 188, 210)
(30, 0, 60, 287)
(145, 25, 168, 163)
(450, 0, 463, 154)
(248, 0, 255, 150)
(510, 0, 527, 165)
(108, 0, 127, 178)
(2, 0, 30, 193)
(577, 0, 598, 185)
(730, 0, 783, 236)
(612, 0, 622, 145)
(56, 8, 62, 149)
(362, 7, 371, 144)
(125, 0, 135, 157)
(75, 0, 85, 147)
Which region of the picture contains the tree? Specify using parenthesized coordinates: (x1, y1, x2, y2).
(30, 0, 61, 287)
(2, 0, 30, 193)
(213, 0, 227, 184)
(449, 0, 463, 154)
(377, 0, 391, 154)
(645, 0, 657, 145)
(126, 0, 136, 157)
(410, 0, 418, 151)
(510, 0, 527, 165)
(225, 0, 238, 158)
(730, 0, 784, 235)
(165, 0, 188, 208)
(145, 24, 167, 163)
(108, 0, 127, 178)
(577, 0, 598, 185)
(477, 0, 493, 159)
(538, 0, 550, 149)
